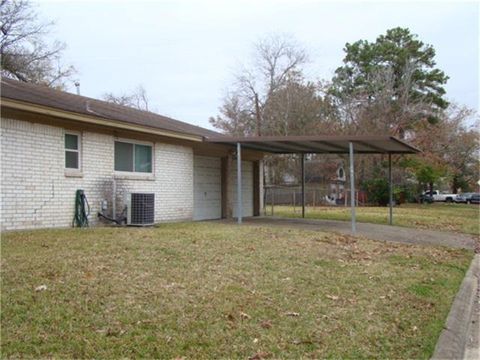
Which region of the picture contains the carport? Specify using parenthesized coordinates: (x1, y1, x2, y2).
(206, 135, 420, 234)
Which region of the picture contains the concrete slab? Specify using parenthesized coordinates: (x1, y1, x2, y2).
(432, 254, 479, 360)
(237, 216, 478, 250)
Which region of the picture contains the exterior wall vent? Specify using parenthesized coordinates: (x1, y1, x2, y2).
(125, 193, 155, 226)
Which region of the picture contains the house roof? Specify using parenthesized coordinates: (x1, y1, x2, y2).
(1, 77, 221, 139)
(206, 135, 420, 154)
(1, 78, 420, 154)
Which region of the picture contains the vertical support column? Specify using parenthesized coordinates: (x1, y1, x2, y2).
(301, 153, 306, 218)
(349, 142, 356, 234)
(221, 157, 228, 218)
(388, 153, 393, 225)
(237, 142, 242, 224)
(253, 161, 260, 216)
(112, 178, 117, 219)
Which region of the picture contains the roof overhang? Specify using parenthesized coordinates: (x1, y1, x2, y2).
(205, 135, 420, 154)
(1, 98, 204, 142)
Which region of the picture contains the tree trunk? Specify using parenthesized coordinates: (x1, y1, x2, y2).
(254, 93, 262, 136)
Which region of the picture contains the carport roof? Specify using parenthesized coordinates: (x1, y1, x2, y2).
(205, 135, 420, 154)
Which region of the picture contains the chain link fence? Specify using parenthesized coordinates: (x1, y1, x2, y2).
(263, 184, 365, 216)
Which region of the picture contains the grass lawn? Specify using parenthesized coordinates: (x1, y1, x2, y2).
(1, 223, 473, 359)
(270, 203, 480, 235)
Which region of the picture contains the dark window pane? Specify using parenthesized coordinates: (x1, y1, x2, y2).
(65, 134, 78, 150)
(135, 144, 152, 173)
(65, 151, 79, 169)
(115, 142, 134, 171)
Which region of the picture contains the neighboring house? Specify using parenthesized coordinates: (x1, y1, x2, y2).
(0, 78, 263, 230)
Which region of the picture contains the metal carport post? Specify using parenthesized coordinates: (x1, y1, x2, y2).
(301, 153, 305, 218)
(388, 153, 393, 225)
(237, 142, 242, 224)
(349, 142, 356, 234)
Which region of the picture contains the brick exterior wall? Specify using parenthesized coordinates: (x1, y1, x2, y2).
(1, 118, 194, 230)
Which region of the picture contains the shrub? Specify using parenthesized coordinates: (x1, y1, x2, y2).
(362, 178, 390, 206)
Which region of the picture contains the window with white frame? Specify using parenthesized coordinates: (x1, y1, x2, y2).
(114, 140, 153, 173)
(65, 132, 81, 170)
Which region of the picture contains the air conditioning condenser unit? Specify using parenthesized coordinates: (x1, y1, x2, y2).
(125, 192, 155, 226)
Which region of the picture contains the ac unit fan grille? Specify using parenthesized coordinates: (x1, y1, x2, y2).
(130, 193, 155, 225)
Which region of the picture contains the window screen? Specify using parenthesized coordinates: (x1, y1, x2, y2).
(65, 133, 80, 169)
(135, 144, 152, 173)
(114, 141, 152, 173)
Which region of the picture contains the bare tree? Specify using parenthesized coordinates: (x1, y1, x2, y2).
(0, 0, 75, 88)
(102, 85, 150, 111)
(210, 34, 309, 136)
(210, 34, 342, 185)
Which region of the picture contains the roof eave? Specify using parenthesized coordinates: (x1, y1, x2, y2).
(1, 98, 204, 142)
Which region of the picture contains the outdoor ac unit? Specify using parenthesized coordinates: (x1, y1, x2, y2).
(125, 193, 155, 226)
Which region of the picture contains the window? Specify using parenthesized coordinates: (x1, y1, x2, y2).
(114, 140, 152, 173)
(65, 133, 80, 170)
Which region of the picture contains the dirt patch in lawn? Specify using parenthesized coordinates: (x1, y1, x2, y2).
(1, 223, 473, 359)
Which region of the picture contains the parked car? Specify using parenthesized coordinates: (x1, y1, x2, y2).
(423, 190, 457, 203)
(455, 192, 475, 204)
(469, 193, 480, 204)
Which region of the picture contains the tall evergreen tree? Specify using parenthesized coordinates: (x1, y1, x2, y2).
(330, 27, 449, 133)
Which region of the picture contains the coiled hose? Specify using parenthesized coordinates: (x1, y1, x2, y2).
(73, 189, 90, 227)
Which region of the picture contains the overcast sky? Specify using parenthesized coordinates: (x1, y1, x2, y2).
(36, 0, 479, 129)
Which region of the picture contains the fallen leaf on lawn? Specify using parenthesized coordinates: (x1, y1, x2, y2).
(35, 285, 47, 292)
(260, 320, 272, 329)
(106, 328, 125, 337)
(292, 339, 314, 345)
(240, 312, 251, 320)
(253, 338, 259, 343)
(285, 312, 300, 317)
(413, 326, 418, 332)
(326, 295, 339, 300)
(248, 351, 271, 360)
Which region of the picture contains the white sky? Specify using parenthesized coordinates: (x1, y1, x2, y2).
(36, 0, 479, 130)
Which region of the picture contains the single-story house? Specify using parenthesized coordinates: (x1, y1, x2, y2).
(1, 78, 264, 230)
(1, 78, 420, 232)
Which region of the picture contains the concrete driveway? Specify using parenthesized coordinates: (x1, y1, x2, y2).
(232, 216, 478, 250)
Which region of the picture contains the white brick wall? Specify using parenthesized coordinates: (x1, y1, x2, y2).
(0, 118, 194, 230)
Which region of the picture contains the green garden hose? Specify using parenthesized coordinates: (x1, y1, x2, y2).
(73, 189, 90, 227)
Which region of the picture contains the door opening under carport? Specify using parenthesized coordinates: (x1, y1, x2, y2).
(206, 135, 420, 234)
